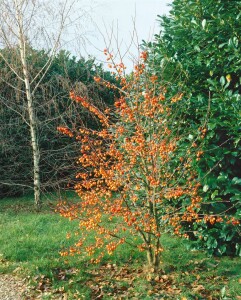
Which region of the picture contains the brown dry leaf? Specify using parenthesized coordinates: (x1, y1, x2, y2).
(106, 263, 112, 269)
(192, 284, 205, 292)
(167, 285, 181, 295)
(63, 293, 68, 300)
(146, 274, 152, 282)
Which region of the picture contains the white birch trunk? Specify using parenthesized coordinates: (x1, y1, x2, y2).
(17, 4, 41, 208)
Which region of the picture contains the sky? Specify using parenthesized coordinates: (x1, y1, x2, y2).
(66, 0, 172, 70)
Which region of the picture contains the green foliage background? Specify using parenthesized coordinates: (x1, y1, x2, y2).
(143, 0, 241, 255)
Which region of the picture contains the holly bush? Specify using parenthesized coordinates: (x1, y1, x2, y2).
(143, 0, 241, 255)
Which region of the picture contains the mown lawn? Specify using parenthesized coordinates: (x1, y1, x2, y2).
(0, 195, 240, 299)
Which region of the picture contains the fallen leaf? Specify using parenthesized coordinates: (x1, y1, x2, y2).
(63, 293, 68, 300)
(193, 284, 205, 292)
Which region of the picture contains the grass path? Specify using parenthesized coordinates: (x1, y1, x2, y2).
(0, 195, 241, 299)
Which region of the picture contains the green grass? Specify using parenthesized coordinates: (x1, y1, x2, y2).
(0, 195, 241, 299)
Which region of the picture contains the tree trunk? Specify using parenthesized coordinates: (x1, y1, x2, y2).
(18, 11, 41, 208)
(146, 234, 161, 273)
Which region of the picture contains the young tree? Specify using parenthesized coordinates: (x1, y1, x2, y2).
(57, 51, 213, 271)
(0, 0, 81, 207)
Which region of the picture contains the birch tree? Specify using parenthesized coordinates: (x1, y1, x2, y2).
(0, 0, 79, 208)
(0, 48, 116, 200)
